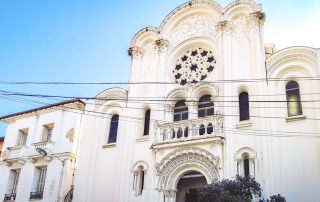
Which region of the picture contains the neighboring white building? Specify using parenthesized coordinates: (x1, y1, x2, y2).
(0, 99, 85, 202)
(72, 0, 320, 202)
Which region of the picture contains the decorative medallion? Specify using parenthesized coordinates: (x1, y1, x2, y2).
(173, 48, 216, 85)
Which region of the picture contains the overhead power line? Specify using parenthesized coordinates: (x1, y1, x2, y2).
(1, 89, 320, 103)
(0, 76, 319, 85)
(0, 95, 320, 138)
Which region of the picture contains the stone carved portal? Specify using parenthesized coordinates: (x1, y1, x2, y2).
(156, 147, 219, 202)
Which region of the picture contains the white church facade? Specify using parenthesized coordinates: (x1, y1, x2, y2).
(1, 0, 320, 202)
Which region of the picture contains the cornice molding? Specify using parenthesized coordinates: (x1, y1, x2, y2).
(1, 101, 85, 124)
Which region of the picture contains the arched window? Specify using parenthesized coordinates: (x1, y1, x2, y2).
(286, 81, 302, 116)
(236, 148, 255, 177)
(132, 161, 148, 196)
(143, 109, 151, 136)
(198, 95, 214, 118)
(108, 115, 119, 143)
(174, 100, 188, 122)
(239, 92, 250, 121)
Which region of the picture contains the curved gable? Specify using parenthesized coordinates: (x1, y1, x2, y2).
(266, 46, 318, 78)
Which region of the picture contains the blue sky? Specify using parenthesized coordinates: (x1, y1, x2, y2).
(0, 0, 319, 136)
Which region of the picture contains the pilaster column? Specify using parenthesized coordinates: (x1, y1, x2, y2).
(128, 46, 144, 83)
(186, 100, 197, 119)
(165, 104, 174, 122)
(163, 189, 177, 202)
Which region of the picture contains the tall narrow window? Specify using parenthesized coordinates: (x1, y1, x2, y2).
(198, 95, 214, 118)
(17, 129, 28, 146)
(4, 170, 20, 201)
(30, 167, 47, 199)
(143, 109, 151, 136)
(108, 115, 119, 143)
(239, 92, 250, 121)
(174, 100, 188, 122)
(286, 81, 302, 116)
(244, 158, 250, 177)
(42, 124, 53, 142)
(134, 166, 145, 195)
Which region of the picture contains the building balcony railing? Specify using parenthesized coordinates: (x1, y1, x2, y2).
(153, 114, 224, 146)
(29, 191, 43, 200)
(29, 141, 55, 157)
(2, 146, 28, 161)
(3, 193, 16, 201)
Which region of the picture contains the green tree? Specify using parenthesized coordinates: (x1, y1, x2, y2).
(197, 175, 286, 202)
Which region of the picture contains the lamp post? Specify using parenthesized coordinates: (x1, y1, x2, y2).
(36, 148, 65, 202)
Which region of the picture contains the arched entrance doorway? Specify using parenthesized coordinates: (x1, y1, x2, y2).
(156, 147, 220, 202)
(176, 171, 207, 202)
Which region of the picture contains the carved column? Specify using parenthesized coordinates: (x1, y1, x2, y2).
(163, 189, 177, 202)
(155, 39, 170, 100)
(128, 46, 144, 83)
(165, 104, 174, 122)
(186, 100, 197, 119)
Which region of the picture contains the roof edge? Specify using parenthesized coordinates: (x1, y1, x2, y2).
(0, 98, 86, 122)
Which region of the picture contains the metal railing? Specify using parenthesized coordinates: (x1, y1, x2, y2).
(4, 193, 16, 201)
(30, 191, 43, 199)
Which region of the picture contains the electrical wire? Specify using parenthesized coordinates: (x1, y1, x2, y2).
(0, 95, 319, 138)
(0, 76, 319, 85)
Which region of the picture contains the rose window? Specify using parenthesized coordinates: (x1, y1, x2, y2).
(173, 48, 216, 85)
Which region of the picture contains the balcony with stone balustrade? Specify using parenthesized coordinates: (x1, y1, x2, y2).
(29, 141, 55, 157)
(1, 145, 29, 164)
(152, 114, 224, 149)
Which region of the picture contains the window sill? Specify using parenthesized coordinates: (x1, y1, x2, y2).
(32, 140, 55, 146)
(235, 120, 253, 129)
(136, 136, 149, 142)
(286, 115, 306, 122)
(102, 143, 116, 148)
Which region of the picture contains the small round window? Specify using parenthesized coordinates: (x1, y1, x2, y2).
(172, 48, 216, 85)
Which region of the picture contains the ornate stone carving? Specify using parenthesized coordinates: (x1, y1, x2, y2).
(224, 0, 261, 14)
(141, 42, 158, 76)
(229, 16, 251, 40)
(169, 15, 217, 46)
(128, 46, 144, 58)
(156, 147, 219, 189)
(163, 188, 177, 198)
(249, 11, 266, 24)
(155, 39, 170, 53)
(159, 0, 222, 31)
(172, 47, 216, 86)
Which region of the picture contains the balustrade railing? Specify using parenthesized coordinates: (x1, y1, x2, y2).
(2, 146, 28, 160)
(30, 141, 54, 156)
(154, 114, 223, 144)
